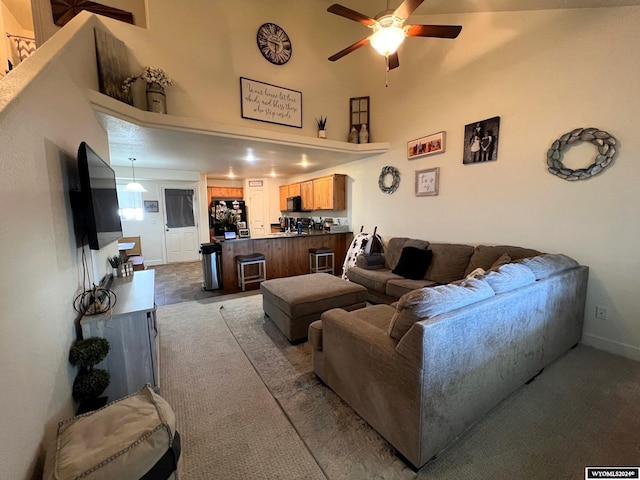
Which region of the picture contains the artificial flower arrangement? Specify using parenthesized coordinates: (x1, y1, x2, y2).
(122, 66, 175, 93)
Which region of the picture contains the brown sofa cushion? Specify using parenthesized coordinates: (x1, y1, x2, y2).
(388, 277, 495, 340)
(424, 243, 475, 284)
(385, 278, 438, 299)
(384, 237, 409, 269)
(464, 245, 541, 277)
(346, 266, 402, 294)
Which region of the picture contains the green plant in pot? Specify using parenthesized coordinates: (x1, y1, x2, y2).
(316, 116, 327, 138)
(107, 255, 123, 276)
(69, 337, 110, 412)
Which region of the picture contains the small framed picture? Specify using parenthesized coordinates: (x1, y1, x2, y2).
(408, 131, 446, 160)
(144, 200, 159, 213)
(415, 168, 439, 196)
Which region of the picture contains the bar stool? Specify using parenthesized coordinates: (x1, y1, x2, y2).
(236, 253, 266, 291)
(309, 247, 334, 275)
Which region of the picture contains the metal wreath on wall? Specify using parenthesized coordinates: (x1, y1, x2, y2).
(547, 127, 617, 181)
(378, 166, 400, 194)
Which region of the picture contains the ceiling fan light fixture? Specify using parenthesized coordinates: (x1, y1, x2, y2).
(370, 24, 405, 57)
(125, 157, 147, 192)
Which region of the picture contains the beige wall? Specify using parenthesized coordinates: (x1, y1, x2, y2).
(313, 8, 640, 360)
(0, 13, 122, 478)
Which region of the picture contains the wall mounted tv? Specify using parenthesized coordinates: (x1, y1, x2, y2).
(74, 141, 123, 250)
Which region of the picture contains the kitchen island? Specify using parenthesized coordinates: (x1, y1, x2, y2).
(217, 231, 353, 290)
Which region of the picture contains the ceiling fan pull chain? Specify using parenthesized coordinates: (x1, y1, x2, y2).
(385, 56, 390, 87)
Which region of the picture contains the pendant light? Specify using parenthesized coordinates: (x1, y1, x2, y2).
(125, 157, 146, 192)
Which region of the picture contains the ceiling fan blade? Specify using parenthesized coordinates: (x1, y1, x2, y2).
(393, 0, 424, 20)
(406, 24, 462, 39)
(327, 4, 377, 26)
(387, 52, 400, 70)
(328, 37, 370, 61)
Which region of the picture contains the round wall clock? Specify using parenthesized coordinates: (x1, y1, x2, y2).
(257, 23, 292, 65)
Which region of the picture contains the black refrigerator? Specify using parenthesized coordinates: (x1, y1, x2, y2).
(210, 199, 247, 236)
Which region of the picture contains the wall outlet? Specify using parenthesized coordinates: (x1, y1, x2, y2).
(595, 306, 609, 321)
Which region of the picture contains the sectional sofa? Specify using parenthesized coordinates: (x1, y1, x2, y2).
(345, 238, 542, 304)
(310, 239, 589, 469)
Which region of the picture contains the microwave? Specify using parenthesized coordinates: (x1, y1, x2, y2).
(286, 195, 302, 212)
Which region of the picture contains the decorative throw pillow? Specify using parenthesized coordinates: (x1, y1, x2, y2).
(388, 277, 495, 340)
(392, 247, 433, 280)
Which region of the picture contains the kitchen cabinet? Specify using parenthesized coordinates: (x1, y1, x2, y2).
(80, 270, 158, 401)
(279, 183, 302, 211)
(279, 185, 288, 211)
(313, 174, 346, 210)
(280, 175, 345, 212)
(300, 180, 314, 211)
(207, 186, 243, 201)
(288, 183, 301, 197)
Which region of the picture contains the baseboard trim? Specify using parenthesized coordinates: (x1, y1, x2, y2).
(581, 334, 640, 361)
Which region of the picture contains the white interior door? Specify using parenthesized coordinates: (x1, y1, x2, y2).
(247, 186, 267, 235)
(163, 187, 199, 263)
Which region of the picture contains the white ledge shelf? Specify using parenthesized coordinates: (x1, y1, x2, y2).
(87, 90, 389, 162)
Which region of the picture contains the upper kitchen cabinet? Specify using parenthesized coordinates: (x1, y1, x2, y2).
(313, 174, 346, 211)
(300, 180, 314, 211)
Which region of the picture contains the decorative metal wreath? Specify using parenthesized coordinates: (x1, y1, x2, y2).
(547, 127, 617, 181)
(378, 166, 400, 194)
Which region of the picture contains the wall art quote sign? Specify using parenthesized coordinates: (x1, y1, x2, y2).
(240, 77, 302, 128)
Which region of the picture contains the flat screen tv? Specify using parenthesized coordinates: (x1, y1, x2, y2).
(75, 141, 123, 250)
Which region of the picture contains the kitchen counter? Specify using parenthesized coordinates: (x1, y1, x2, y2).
(216, 231, 353, 290)
(216, 230, 351, 242)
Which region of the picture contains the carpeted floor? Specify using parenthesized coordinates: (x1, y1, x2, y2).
(158, 295, 640, 480)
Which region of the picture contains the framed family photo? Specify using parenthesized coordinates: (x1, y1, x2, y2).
(408, 131, 445, 160)
(463, 116, 500, 164)
(415, 168, 439, 196)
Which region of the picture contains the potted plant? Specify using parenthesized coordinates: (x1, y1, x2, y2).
(108, 255, 123, 277)
(69, 337, 110, 413)
(316, 116, 327, 138)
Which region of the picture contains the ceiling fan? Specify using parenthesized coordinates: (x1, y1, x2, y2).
(327, 0, 462, 71)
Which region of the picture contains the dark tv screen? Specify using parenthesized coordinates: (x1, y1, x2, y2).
(77, 142, 123, 250)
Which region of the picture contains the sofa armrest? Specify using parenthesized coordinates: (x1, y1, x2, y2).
(355, 253, 386, 270)
(320, 308, 423, 463)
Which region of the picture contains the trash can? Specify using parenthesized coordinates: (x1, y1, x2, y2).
(200, 242, 222, 290)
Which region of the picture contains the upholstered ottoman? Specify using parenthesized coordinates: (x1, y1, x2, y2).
(43, 385, 180, 480)
(261, 273, 367, 342)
